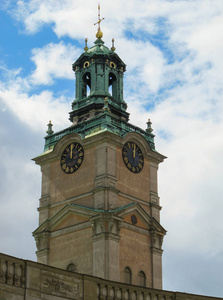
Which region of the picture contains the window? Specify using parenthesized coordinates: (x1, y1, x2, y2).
(108, 72, 117, 99)
(66, 263, 77, 273)
(124, 267, 132, 284)
(138, 271, 146, 286)
(82, 72, 91, 98)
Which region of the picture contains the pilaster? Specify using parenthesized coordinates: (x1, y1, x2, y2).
(34, 231, 50, 265)
(149, 161, 161, 222)
(91, 213, 122, 281)
(150, 230, 164, 289)
(94, 142, 118, 210)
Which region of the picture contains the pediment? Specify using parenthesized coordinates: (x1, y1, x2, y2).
(115, 203, 166, 235)
(33, 204, 98, 235)
(52, 213, 89, 231)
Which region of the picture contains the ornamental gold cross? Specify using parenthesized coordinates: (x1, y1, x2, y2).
(94, 4, 104, 31)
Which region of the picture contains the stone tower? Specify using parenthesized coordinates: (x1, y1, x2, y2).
(33, 13, 166, 289)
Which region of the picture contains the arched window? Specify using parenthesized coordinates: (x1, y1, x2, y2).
(138, 271, 146, 286)
(82, 72, 91, 98)
(124, 267, 132, 284)
(108, 72, 117, 99)
(66, 263, 77, 273)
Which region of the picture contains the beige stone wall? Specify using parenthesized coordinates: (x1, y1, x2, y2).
(116, 147, 151, 203)
(119, 227, 152, 287)
(49, 227, 93, 274)
(49, 146, 95, 205)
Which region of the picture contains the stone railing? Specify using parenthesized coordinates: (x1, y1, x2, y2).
(0, 252, 222, 300)
(44, 112, 155, 152)
(0, 253, 26, 288)
(97, 282, 174, 300)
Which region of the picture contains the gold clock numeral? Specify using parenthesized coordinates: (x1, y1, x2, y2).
(124, 156, 128, 163)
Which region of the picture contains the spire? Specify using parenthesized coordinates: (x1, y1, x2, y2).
(46, 120, 54, 135)
(146, 119, 153, 133)
(84, 38, 89, 52)
(111, 38, 116, 52)
(94, 4, 104, 39)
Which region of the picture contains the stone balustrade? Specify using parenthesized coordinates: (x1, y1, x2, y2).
(97, 282, 174, 300)
(0, 252, 222, 300)
(0, 253, 25, 288)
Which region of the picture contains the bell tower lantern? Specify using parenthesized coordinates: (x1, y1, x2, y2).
(33, 8, 166, 289)
(70, 35, 128, 125)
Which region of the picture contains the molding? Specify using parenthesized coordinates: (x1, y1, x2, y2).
(121, 222, 150, 236)
(50, 221, 91, 238)
(118, 191, 150, 207)
(92, 232, 120, 242)
(150, 247, 163, 255)
(49, 191, 94, 208)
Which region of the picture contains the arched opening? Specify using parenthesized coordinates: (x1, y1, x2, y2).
(66, 263, 77, 273)
(109, 72, 117, 99)
(138, 271, 146, 286)
(82, 72, 91, 98)
(123, 267, 132, 284)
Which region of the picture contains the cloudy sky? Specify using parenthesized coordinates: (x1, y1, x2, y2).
(0, 0, 223, 297)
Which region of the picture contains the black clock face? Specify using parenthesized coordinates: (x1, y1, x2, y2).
(122, 142, 144, 173)
(60, 142, 84, 174)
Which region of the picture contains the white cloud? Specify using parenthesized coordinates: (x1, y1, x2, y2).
(29, 42, 81, 85)
(0, 78, 71, 131)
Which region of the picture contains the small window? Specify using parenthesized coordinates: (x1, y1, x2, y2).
(138, 271, 146, 286)
(108, 72, 117, 99)
(110, 61, 116, 68)
(124, 267, 132, 284)
(84, 61, 90, 68)
(82, 72, 91, 98)
(66, 263, 77, 272)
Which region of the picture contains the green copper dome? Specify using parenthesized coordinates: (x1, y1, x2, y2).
(88, 39, 112, 55)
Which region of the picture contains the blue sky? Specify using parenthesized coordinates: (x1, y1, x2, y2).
(1, 0, 223, 297)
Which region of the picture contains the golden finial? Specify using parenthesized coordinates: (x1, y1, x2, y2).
(146, 119, 153, 133)
(84, 38, 89, 52)
(111, 38, 116, 52)
(46, 120, 54, 135)
(94, 4, 104, 39)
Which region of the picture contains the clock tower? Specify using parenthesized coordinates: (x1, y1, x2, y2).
(33, 11, 166, 289)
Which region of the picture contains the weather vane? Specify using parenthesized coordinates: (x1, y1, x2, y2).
(94, 4, 104, 39)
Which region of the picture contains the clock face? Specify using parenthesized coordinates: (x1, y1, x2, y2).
(122, 141, 144, 173)
(60, 142, 84, 174)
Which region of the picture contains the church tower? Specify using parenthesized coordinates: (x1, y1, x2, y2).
(33, 8, 166, 289)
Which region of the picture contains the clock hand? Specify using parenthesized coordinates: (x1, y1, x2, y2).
(70, 144, 73, 159)
(133, 144, 136, 159)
